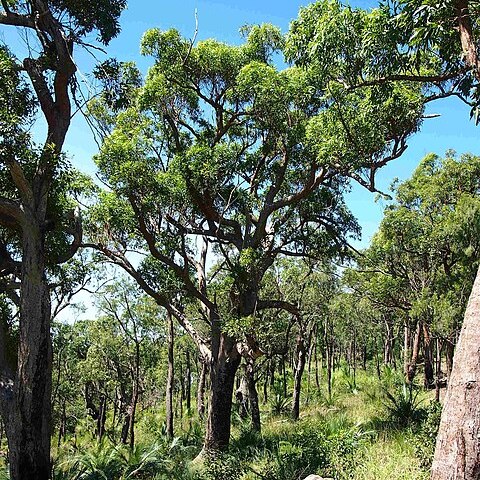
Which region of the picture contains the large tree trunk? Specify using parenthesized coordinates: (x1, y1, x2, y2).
(431, 267, 480, 479)
(7, 225, 52, 480)
(203, 313, 241, 452)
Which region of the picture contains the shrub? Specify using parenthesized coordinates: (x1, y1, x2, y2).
(200, 452, 245, 480)
(412, 401, 442, 469)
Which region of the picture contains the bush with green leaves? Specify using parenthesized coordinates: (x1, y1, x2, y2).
(411, 401, 442, 469)
(193, 452, 245, 480)
(268, 383, 292, 417)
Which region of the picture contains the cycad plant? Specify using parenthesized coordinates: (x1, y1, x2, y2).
(383, 382, 424, 427)
(54, 441, 123, 480)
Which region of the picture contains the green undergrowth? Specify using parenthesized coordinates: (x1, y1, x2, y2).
(0, 367, 440, 480)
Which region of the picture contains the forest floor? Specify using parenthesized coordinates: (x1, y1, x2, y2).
(0, 366, 439, 479)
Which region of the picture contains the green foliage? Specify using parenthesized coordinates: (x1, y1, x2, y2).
(198, 453, 245, 480)
(285, 0, 428, 82)
(56, 441, 124, 480)
(268, 384, 291, 416)
(54, 438, 191, 480)
(50, 0, 127, 44)
(254, 420, 367, 480)
(411, 401, 442, 469)
(92, 60, 142, 115)
(47, 352, 437, 480)
(382, 383, 424, 427)
(347, 152, 480, 345)
(0, 45, 35, 140)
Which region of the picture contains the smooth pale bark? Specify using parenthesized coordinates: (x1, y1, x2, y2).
(431, 266, 480, 479)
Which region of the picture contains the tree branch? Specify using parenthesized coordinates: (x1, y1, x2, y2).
(0, 196, 25, 229)
(345, 69, 469, 91)
(82, 242, 213, 362)
(6, 159, 34, 204)
(257, 299, 300, 317)
(0, 9, 35, 29)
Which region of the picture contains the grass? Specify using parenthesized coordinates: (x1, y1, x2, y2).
(0, 366, 438, 480)
(353, 433, 429, 480)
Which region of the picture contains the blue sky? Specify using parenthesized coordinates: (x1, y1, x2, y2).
(2, 0, 479, 247)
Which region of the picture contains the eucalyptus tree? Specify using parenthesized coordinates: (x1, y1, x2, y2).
(382, 2, 480, 475)
(89, 11, 427, 450)
(0, 1, 126, 478)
